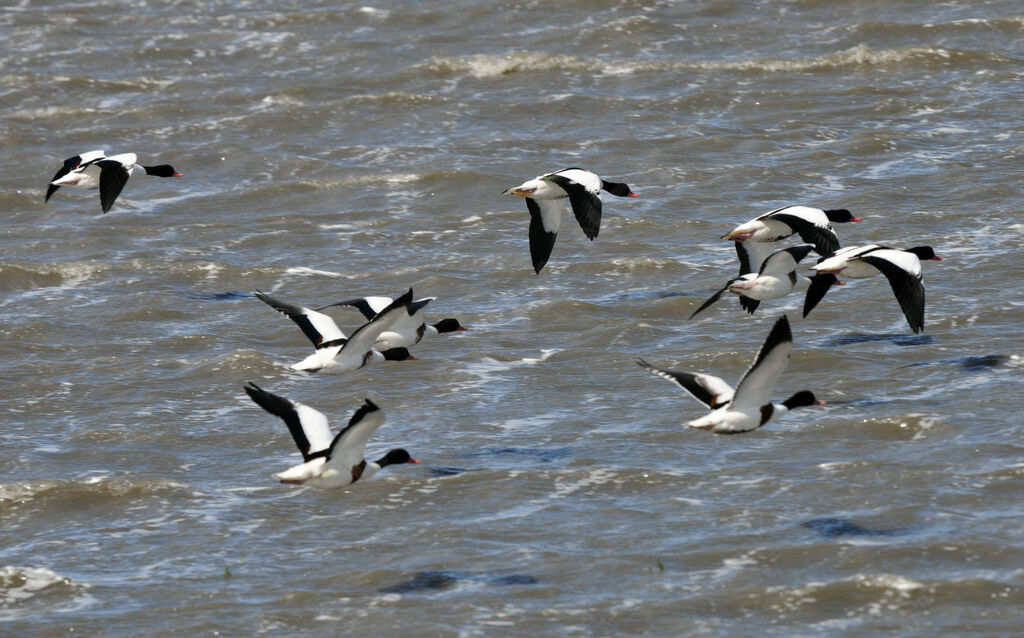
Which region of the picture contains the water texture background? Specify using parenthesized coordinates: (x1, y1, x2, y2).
(1, 0, 1023, 635)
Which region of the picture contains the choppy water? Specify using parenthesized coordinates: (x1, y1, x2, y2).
(2, 0, 1023, 635)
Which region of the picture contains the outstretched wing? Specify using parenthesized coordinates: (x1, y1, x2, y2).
(324, 399, 387, 470)
(738, 296, 761, 315)
(860, 251, 926, 334)
(736, 241, 770, 314)
(803, 273, 837, 317)
(731, 315, 792, 410)
(46, 150, 106, 202)
(46, 155, 83, 202)
(735, 240, 775, 276)
(244, 382, 334, 461)
(316, 296, 395, 321)
(769, 210, 840, 255)
(545, 174, 602, 240)
(759, 244, 815, 277)
(255, 291, 346, 348)
(637, 358, 734, 408)
(527, 198, 563, 274)
(96, 159, 132, 213)
(342, 289, 414, 354)
(689, 282, 732, 319)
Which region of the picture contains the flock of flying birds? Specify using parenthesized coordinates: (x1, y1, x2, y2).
(45, 155, 943, 487)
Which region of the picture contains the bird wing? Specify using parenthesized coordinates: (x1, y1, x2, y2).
(734, 242, 771, 315)
(405, 297, 434, 322)
(689, 281, 732, 319)
(391, 297, 435, 336)
(731, 315, 792, 409)
(637, 358, 734, 408)
(341, 288, 414, 354)
(768, 210, 840, 255)
(803, 273, 837, 317)
(735, 240, 774, 276)
(758, 244, 815, 277)
(739, 296, 761, 315)
(527, 197, 563, 273)
(548, 168, 602, 192)
(545, 174, 602, 240)
(244, 382, 334, 461)
(316, 296, 395, 321)
(860, 251, 926, 333)
(255, 291, 346, 348)
(46, 151, 105, 202)
(95, 159, 132, 213)
(324, 399, 386, 470)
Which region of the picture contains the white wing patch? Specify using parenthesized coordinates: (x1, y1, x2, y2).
(295, 403, 333, 454)
(547, 168, 601, 194)
(534, 198, 565, 234)
(304, 308, 347, 343)
(868, 249, 923, 278)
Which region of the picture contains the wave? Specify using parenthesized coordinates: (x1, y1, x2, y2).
(0, 476, 196, 509)
(0, 262, 106, 301)
(0, 565, 92, 620)
(414, 44, 1015, 79)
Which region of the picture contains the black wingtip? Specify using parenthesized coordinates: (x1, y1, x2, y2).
(765, 314, 793, 348)
(244, 381, 294, 419)
(690, 285, 730, 319)
(393, 288, 414, 309)
(803, 273, 837, 318)
(787, 244, 816, 264)
(738, 295, 760, 315)
(347, 397, 383, 428)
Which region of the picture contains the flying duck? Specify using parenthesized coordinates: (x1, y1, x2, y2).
(244, 383, 419, 488)
(502, 168, 638, 273)
(724, 205, 861, 276)
(254, 288, 416, 373)
(46, 151, 183, 213)
(811, 245, 942, 334)
(689, 245, 841, 319)
(638, 315, 824, 433)
(318, 294, 466, 349)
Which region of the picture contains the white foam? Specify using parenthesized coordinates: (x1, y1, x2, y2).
(283, 266, 355, 279)
(550, 468, 617, 499)
(0, 566, 71, 604)
(0, 565, 93, 619)
(357, 6, 390, 18)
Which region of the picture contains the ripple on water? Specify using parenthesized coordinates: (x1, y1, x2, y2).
(0, 565, 94, 621)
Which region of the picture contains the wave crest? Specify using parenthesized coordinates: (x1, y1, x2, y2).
(416, 45, 1006, 78)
